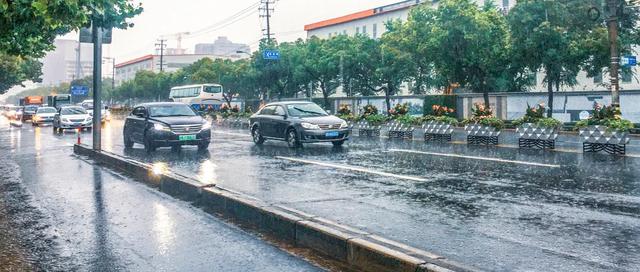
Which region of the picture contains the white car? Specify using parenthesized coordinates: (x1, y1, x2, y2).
(81, 100, 111, 122)
(52, 106, 93, 133)
(32, 107, 57, 126)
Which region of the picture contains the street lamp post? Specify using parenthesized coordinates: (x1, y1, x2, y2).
(606, 0, 621, 110)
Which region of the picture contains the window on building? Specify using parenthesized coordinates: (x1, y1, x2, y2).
(373, 24, 378, 39)
(362, 25, 367, 35)
(343, 30, 347, 35)
(356, 27, 360, 34)
(621, 69, 633, 83)
(503, 0, 510, 9)
(593, 71, 603, 84)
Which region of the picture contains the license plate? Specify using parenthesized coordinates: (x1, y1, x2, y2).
(325, 131, 339, 137)
(179, 135, 197, 141)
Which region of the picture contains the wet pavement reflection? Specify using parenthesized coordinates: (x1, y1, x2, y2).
(5, 117, 640, 271)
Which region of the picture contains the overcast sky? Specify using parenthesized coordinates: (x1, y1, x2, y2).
(62, 0, 395, 63)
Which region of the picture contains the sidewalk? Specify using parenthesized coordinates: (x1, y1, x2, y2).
(0, 124, 322, 271)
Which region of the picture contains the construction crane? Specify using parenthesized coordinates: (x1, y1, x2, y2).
(160, 32, 191, 53)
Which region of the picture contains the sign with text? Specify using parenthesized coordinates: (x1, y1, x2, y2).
(70, 86, 89, 96)
(621, 56, 637, 67)
(262, 50, 280, 60)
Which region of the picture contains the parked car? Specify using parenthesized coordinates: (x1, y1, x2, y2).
(52, 106, 93, 133)
(32, 107, 57, 126)
(249, 101, 350, 148)
(123, 102, 211, 152)
(21, 105, 40, 122)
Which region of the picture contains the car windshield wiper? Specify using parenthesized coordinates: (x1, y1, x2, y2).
(293, 107, 325, 116)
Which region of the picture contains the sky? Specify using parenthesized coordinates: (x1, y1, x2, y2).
(62, 0, 396, 64)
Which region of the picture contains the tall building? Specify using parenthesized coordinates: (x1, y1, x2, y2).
(194, 36, 250, 57)
(40, 39, 94, 86)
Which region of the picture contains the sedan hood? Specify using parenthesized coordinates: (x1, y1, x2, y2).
(36, 113, 56, 118)
(298, 115, 344, 125)
(150, 116, 204, 126)
(62, 114, 90, 119)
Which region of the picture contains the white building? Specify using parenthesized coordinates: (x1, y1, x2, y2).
(304, 0, 638, 95)
(194, 36, 250, 58)
(40, 39, 95, 86)
(115, 54, 241, 85)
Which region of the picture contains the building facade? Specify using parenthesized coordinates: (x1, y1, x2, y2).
(115, 54, 243, 85)
(194, 36, 250, 58)
(40, 39, 95, 86)
(304, 0, 638, 95)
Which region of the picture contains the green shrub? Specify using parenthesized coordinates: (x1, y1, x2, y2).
(365, 114, 388, 126)
(575, 103, 634, 132)
(395, 114, 416, 125)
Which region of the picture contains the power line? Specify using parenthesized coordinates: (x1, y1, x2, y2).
(185, 2, 261, 39)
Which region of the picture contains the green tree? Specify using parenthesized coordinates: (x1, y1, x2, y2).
(301, 36, 341, 109)
(0, 0, 142, 57)
(0, 53, 42, 94)
(428, 0, 510, 108)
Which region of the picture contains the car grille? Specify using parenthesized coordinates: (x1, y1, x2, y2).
(318, 124, 342, 130)
(70, 119, 85, 122)
(171, 124, 203, 134)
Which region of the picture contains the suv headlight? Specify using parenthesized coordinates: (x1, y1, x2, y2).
(300, 122, 320, 130)
(202, 120, 212, 130)
(339, 120, 348, 129)
(154, 123, 171, 131)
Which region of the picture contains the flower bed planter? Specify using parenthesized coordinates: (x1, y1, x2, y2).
(516, 123, 558, 149)
(423, 121, 454, 142)
(355, 121, 381, 137)
(579, 125, 630, 155)
(465, 124, 500, 145)
(387, 121, 414, 140)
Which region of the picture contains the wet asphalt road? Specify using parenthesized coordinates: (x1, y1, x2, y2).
(3, 117, 640, 272)
(0, 117, 323, 271)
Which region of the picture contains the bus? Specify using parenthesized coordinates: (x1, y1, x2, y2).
(169, 84, 224, 111)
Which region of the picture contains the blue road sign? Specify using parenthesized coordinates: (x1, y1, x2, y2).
(621, 56, 637, 67)
(70, 86, 89, 96)
(263, 50, 280, 60)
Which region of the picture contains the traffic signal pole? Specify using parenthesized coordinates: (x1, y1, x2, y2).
(92, 20, 102, 151)
(607, 0, 620, 109)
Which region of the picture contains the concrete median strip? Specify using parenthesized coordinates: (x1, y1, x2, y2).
(73, 144, 479, 272)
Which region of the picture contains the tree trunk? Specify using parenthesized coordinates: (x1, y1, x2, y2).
(320, 81, 330, 110)
(483, 90, 490, 109)
(385, 85, 392, 116)
(547, 80, 554, 118)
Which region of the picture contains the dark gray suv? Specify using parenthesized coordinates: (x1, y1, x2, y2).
(123, 102, 211, 152)
(249, 101, 350, 148)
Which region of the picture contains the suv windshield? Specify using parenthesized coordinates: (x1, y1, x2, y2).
(286, 103, 327, 117)
(61, 107, 87, 115)
(37, 107, 56, 114)
(149, 105, 197, 117)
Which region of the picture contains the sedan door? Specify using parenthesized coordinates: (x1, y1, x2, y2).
(257, 106, 276, 137)
(271, 105, 289, 139)
(127, 107, 147, 143)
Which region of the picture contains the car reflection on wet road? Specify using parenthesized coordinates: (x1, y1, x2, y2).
(8, 117, 640, 271)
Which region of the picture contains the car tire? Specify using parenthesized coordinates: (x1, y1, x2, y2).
(144, 135, 156, 153)
(197, 142, 209, 151)
(286, 128, 301, 148)
(124, 135, 134, 149)
(332, 140, 345, 147)
(251, 126, 265, 145)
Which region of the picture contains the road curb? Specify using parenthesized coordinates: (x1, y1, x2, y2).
(73, 144, 480, 272)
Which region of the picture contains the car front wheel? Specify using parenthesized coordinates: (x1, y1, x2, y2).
(252, 126, 265, 145)
(332, 140, 345, 147)
(286, 128, 301, 148)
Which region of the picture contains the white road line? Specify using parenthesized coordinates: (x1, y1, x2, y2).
(275, 156, 429, 182)
(388, 149, 562, 168)
(213, 131, 251, 137)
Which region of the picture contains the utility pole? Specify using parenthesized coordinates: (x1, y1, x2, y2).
(92, 20, 103, 151)
(260, 0, 275, 42)
(155, 39, 167, 72)
(606, 0, 621, 110)
(75, 41, 82, 80)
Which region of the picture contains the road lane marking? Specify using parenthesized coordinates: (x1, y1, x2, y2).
(388, 149, 561, 168)
(213, 131, 251, 137)
(275, 156, 429, 182)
